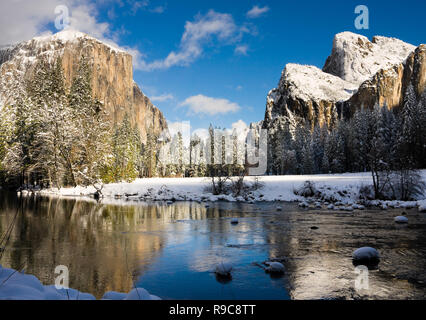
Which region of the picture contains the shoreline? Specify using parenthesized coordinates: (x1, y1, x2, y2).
(15, 171, 426, 212)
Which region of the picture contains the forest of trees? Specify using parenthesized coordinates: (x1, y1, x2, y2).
(0, 56, 156, 189)
(0, 56, 249, 188)
(267, 86, 426, 199)
(0, 55, 425, 198)
(267, 86, 426, 175)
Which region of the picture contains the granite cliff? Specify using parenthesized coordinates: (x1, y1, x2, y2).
(0, 29, 167, 142)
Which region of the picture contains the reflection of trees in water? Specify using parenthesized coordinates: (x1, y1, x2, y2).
(0, 195, 210, 298)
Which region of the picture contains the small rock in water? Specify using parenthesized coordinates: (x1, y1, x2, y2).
(394, 216, 408, 224)
(352, 247, 380, 268)
(276, 206, 282, 211)
(327, 204, 334, 210)
(298, 202, 309, 208)
(265, 262, 285, 274)
(230, 218, 239, 225)
(310, 226, 319, 230)
(215, 262, 232, 277)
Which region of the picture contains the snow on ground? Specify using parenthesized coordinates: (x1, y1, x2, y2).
(0, 265, 160, 300)
(38, 170, 426, 210)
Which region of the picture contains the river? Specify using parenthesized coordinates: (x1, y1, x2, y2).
(0, 192, 425, 299)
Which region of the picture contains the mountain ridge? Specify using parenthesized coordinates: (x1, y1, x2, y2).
(263, 31, 424, 130)
(0, 29, 168, 143)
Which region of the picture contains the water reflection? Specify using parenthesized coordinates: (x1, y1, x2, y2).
(0, 192, 425, 300)
(0, 193, 290, 299)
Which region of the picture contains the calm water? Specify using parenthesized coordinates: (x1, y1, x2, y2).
(0, 192, 425, 300)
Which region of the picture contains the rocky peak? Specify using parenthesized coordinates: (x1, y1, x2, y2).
(265, 64, 357, 128)
(264, 32, 421, 131)
(323, 31, 416, 85)
(0, 29, 167, 143)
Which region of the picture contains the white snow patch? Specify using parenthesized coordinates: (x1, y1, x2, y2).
(394, 216, 408, 224)
(0, 265, 160, 300)
(325, 32, 416, 85)
(418, 200, 426, 212)
(38, 170, 426, 205)
(265, 262, 285, 274)
(282, 64, 358, 102)
(215, 262, 232, 276)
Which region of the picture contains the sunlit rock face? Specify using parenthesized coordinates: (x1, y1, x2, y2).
(263, 64, 357, 129)
(263, 32, 423, 131)
(0, 29, 168, 143)
(323, 32, 416, 86)
(345, 44, 426, 117)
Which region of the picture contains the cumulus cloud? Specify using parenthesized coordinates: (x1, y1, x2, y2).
(246, 5, 270, 18)
(151, 93, 174, 102)
(138, 10, 246, 71)
(179, 94, 241, 116)
(0, 0, 129, 46)
(0, 0, 61, 45)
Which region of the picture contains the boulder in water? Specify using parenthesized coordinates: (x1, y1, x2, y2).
(394, 216, 408, 224)
(265, 262, 285, 274)
(215, 262, 232, 277)
(352, 247, 380, 268)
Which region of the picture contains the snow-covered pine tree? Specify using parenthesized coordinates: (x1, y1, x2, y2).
(68, 55, 111, 188)
(401, 85, 426, 167)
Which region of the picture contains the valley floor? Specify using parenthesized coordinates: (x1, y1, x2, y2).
(39, 171, 426, 211)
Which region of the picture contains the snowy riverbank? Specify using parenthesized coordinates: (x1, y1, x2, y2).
(37, 171, 426, 211)
(0, 265, 160, 300)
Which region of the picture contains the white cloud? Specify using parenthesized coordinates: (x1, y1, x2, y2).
(234, 44, 249, 56)
(0, 0, 61, 45)
(246, 5, 270, 18)
(151, 93, 174, 102)
(179, 94, 241, 116)
(137, 10, 244, 71)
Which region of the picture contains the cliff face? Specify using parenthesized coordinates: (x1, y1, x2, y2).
(0, 30, 167, 142)
(264, 64, 357, 129)
(263, 32, 424, 130)
(345, 44, 426, 117)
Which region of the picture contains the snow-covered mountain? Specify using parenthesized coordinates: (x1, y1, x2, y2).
(0, 29, 168, 142)
(264, 32, 425, 129)
(323, 32, 416, 86)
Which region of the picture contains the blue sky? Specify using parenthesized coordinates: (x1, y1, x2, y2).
(1, 0, 425, 133)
